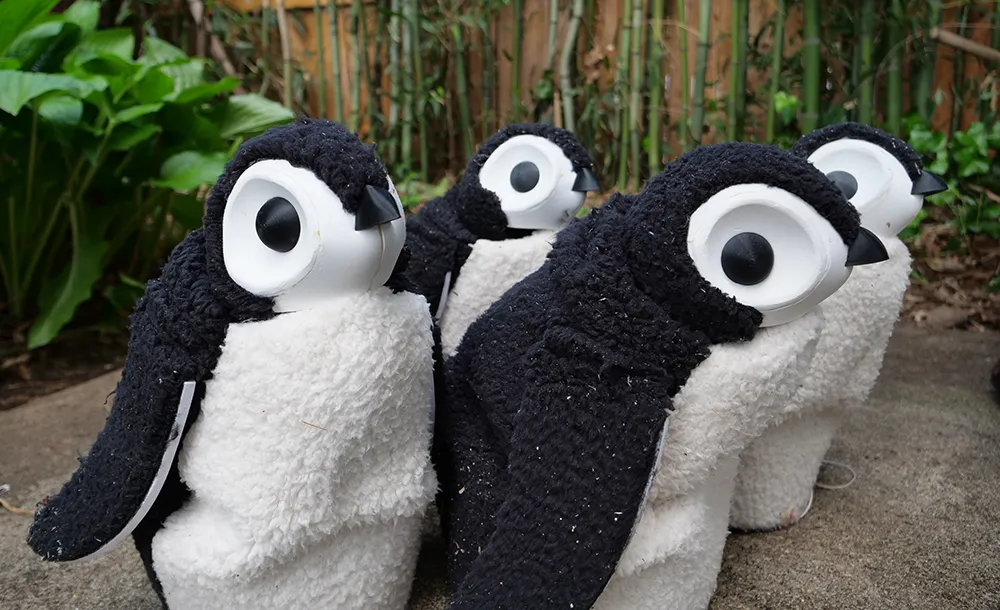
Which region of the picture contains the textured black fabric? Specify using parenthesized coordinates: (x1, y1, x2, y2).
(405, 124, 596, 313)
(437, 142, 864, 610)
(27, 231, 228, 568)
(791, 122, 925, 181)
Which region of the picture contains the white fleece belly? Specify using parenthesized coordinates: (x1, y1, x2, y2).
(595, 311, 824, 610)
(439, 230, 555, 358)
(731, 239, 911, 530)
(151, 289, 436, 610)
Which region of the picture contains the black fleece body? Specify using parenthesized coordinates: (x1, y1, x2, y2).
(404, 123, 595, 314)
(791, 121, 924, 182)
(27, 119, 409, 608)
(436, 142, 861, 610)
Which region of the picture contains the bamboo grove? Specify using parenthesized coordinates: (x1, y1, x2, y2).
(201, 0, 999, 189)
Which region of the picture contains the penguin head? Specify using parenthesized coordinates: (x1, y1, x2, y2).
(462, 123, 599, 233)
(626, 142, 888, 337)
(792, 122, 947, 239)
(203, 118, 406, 314)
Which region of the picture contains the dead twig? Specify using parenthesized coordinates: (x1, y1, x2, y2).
(929, 27, 1000, 64)
(185, 0, 247, 93)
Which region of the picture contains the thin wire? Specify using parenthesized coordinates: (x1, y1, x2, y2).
(815, 459, 858, 491)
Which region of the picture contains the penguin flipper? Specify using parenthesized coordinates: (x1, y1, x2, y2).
(446, 326, 670, 610)
(404, 193, 477, 313)
(27, 230, 230, 562)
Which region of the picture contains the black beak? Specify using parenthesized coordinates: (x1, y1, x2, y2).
(911, 171, 948, 196)
(356, 185, 401, 231)
(846, 226, 889, 267)
(572, 167, 600, 192)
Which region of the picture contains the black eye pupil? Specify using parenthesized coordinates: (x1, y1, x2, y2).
(827, 170, 858, 200)
(510, 161, 540, 193)
(255, 197, 300, 253)
(721, 232, 774, 286)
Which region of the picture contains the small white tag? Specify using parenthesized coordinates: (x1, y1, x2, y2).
(435, 271, 452, 322)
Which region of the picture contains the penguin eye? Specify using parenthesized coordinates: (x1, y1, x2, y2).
(510, 161, 540, 193)
(826, 170, 858, 200)
(255, 197, 301, 253)
(721, 232, 774, 286)
(686, 183, 856, 327)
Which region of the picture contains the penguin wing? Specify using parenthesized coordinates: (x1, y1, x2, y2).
(27, 230, 231, 561)
(404, 194, 477, 316)
(447, 325, 670, 610)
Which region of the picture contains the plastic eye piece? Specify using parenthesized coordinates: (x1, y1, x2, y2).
(255, 197, 301, 253)
(721, 232, 774, 286)
(510, 161, 540, 193)
(826, 170, 859, 200)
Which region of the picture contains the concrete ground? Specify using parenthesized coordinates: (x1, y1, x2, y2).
(1, 326, 998, 610)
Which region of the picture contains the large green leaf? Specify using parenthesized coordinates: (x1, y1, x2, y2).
(113, 102, 162, 124)
(152, 151, 228, 192)
(132, 67, 175, 104)
(0, 70, 100, 115)
(108, 123, 161, 151)
(60, 0, 101, 37)
(108, 123, 162, 150)
(218, 94, 294, 139)
(0, 0, 60, 56)
(28, 234, 108, 349)
(38, 95, 82, 125)
(78, 28, 134, 59)
(171, 77, 239, 105)
(6, 21, 80, 72)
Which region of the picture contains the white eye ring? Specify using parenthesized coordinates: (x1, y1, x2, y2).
(222, 160, 323, 299)
(687, 183, 853, 327)
(477, 134, 586, 230)
(807, 139, 922, 238)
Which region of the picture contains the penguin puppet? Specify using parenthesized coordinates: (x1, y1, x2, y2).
(27, 118, 438, 610)
(436, 142, 889, 610)
(729, 123, 947, 532)
(404, 123, 599, 357)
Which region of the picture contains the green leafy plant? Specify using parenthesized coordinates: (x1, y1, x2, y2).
(0, 0, 294, 349)
(907, 116, 1000, 243)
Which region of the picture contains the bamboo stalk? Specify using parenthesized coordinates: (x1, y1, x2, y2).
(628, 0, 645, 191)
(314, 0, 327, 118)
(387, 0, 399, 157)
(360, 0, 375, 135)
(561, 0, 584, 133)
(401, 0, 414, 168)
(801, 0, 820, 133)
(452, 22, 474, 162)
(857, 0, 874, 125)
(411, 5, 427, 180)
(916, 1, 943, 122)
(950, 2, 970, 135)
(690, 0, 710, 145)
(512, 0, 524, 122)
(275, 0, 293, 109)
(765, 0, 785, 143)
(616, 0, 633, 190)
(886, 0, 904, 133)
(648, 0, 665, 170)
(727, 0, 748, 141)
(674, 0, 687, 153)
(373, 0, 387, 136)
(328, 0, 344, 123)
(261, 0, 271, 63)
(349, 0, 363, 130)
(482, 10, 495, 140)
(548, 0, 559, 74)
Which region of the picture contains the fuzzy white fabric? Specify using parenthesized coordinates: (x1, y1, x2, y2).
(151, 289, 437, 610)
(730, 238, 911, 531)
(438, 231, 555, 358)
(595, 311, 825, 610)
